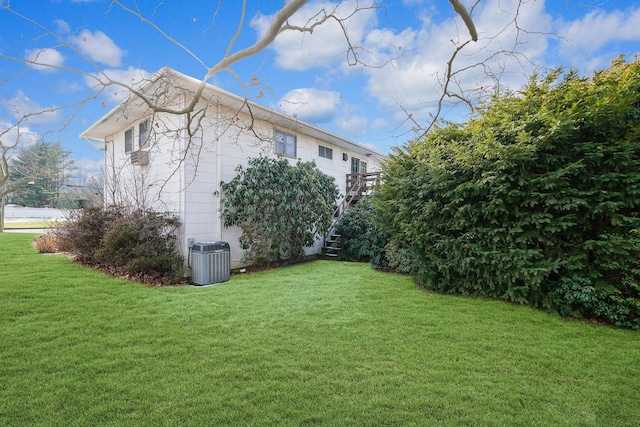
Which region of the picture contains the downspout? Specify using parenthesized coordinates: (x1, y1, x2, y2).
(179, 93, 187, 257)
(215, 102, 222, 241)
(104, 140, 109, 207)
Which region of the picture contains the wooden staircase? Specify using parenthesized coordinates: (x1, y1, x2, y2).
(322, 172, 381, 258)
(323, 233, 343, 258)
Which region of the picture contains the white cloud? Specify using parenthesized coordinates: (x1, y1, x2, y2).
(0, 120, 40, 149)
(259, 0, 554, 134)
(279, 88, 341, 122)
(361, 0, 553, 127)
(25, 48, 66, 72)
(73, 157, 104, 178)
(560, 7, 640, 52)
(371, 117, 389, 131)
(557, 6, 640, 70)
(72, 30, 125, 67)
(0, 90, 63, 127)
(84, 67, 151, 104)
(55, 19, 70, 34)
(258, 0, 636, 140)
(56, 79, 84, 94)
(336, 114, 368, 136)
(252, 0, 377, 71)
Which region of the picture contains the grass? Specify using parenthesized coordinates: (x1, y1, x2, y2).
(1, 232, 639, 426)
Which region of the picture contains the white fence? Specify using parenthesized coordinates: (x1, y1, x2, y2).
(4, 206, 74, 219)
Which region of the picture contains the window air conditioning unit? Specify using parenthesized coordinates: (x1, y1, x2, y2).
(191, 241, 231, 285)
(130, 150, 149, 166)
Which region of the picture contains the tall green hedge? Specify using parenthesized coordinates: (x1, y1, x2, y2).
(376, 57, 640, 327)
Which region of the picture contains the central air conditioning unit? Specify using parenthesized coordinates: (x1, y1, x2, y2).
(130, 150, 149, 166)
(191, 241, 231, 286)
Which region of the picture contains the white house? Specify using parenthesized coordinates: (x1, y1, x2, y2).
(80, 67, 384, 269)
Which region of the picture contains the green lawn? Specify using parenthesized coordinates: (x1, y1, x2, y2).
(1, 233, 638, 426)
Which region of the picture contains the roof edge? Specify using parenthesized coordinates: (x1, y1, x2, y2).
(80, 67, 384, 157)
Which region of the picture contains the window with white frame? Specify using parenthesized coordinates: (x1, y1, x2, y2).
(125, 128, 133, 153)
(319, 145, 333, 160)
(138, 119, 150, 148)
(351, 157, 360, 173)
(350, 158, 368, 174)
(275, 129, 296, 157)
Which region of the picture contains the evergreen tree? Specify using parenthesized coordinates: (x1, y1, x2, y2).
(376, 57, 640, 327)
(9, 142, 75, 207)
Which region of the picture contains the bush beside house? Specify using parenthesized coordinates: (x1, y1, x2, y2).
(221, 156, 339, 265)
(50, 206, 184, 284)
(375, 57, 640, 329)
(334, 199, 387, 266)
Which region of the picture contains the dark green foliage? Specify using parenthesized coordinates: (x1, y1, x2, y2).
(221, 156, 338, 264)
(96, 211, 184, 283)
(56, 206, 183, 284)
(553, 276, 640, 329)
(333, 198, 418, 273)
(384, 241, 417, 274)
(334, 199, 388, 267)
(9, 141, 75, 208)
(376, 57, 640, 326)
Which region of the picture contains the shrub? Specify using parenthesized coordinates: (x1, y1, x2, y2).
(221, 156, 338, 264)
(334, 199, 388, 267)
(384, 241, 417, 274)
(333, 199, 418, 274)
(55, 206, 184, 284)
(33, 233, 63, 254)
(54, 206, 125, 263)
(554, 275, 640, 329)
(96, 210, 184, 284)
(376, 57, 640, 326)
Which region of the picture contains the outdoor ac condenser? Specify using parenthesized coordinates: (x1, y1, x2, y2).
(191, 241, 230, 285)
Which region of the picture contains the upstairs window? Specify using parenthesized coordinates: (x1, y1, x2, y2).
(351, 157, 360, 173)
(319, 145, 333, 160)
(138, 120, 150, 148)
(124, 128, 133, 153)
(275, 129, 296, 158)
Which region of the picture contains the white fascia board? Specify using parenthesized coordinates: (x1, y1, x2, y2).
(79, 67, 384, 159)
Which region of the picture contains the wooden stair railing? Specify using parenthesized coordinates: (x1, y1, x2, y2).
(323, 172, 381, 256)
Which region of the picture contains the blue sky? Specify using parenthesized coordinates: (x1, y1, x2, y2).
(1, 0, 639, 178)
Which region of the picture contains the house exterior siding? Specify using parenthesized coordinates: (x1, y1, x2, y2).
(84, 68, 383, 269)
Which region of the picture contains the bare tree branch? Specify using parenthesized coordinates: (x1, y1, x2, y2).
(448, 0, 478, 41)
(2, 0, 565, 217)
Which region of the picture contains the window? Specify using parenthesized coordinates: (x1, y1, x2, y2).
(125, 128, 133, 153)
(350, 157, 368, 173)
(138, 120, 150, 148)
(275, 130, 296, 157)
(351, 157, 360, 173)
(319, 145, 333, 160)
